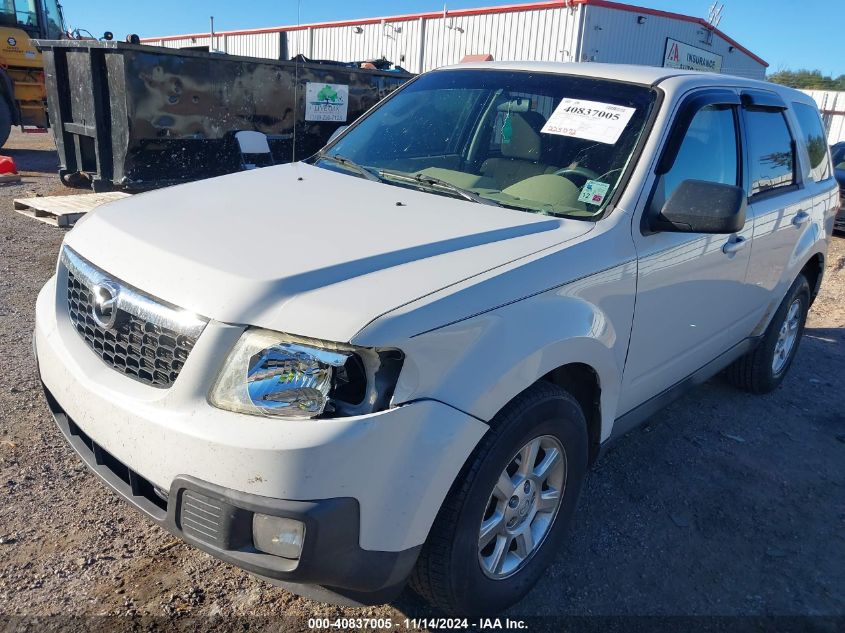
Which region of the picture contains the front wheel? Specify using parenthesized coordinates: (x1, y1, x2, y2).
(726, 273, 810, 394)
(409, 382, 588, 615)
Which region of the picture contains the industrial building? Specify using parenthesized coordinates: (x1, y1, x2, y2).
(142, 0, 768, 79)
(802, 90, 845, 144)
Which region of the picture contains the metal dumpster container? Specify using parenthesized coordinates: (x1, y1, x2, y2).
(36, 40, 412, 191)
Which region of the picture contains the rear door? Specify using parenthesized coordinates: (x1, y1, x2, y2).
(742, 96, 836, 319)
(739, 91, 811, 321)
(620, 89, 758, 414)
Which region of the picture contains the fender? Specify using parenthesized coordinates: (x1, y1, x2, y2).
(751, 199, 831, 337)
(384, 262, 636, 442)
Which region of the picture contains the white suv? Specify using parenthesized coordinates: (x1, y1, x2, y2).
(34, 62, 839, 615)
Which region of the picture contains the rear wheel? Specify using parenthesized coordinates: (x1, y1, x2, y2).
(409, 382, 588, 615)
(726, 273, 810, 394)
(0, 98, 12, 149)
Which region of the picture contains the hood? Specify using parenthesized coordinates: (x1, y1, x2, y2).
(65, 163, 594, 342)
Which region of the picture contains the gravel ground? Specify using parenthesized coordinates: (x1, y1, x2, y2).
(0, 129, 843, 630)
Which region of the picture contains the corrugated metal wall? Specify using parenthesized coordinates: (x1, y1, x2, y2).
(144, 33, 282, 58)
(226, 32, 282, 58)
(580, 5, 764, 79)
(285, 29, 309, 58)
(295, 18, 425, 69)
(146, 2, 767, 79)
(802, 90, 845, 144)
(419, 7, 582, 70)
(149, 6, 584, 72)
(276, 6, 583, 72)
(147, 36, 212, 49)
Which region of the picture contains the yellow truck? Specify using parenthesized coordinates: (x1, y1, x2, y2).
(0, 0, 66, 146)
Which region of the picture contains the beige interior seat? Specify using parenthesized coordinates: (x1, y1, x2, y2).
(481, 113, 556, 189)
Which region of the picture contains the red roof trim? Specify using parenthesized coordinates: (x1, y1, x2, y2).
(142, 0, 767, 68)
(587, 0, 767, 66)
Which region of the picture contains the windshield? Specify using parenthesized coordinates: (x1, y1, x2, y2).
(0, 0, 63, 38)
(313, 69, 657, 219)
(42, 0, 64, 38)
(0, 0, 36, 31)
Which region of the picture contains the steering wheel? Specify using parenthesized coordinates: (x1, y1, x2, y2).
(554, 166, 599, 179)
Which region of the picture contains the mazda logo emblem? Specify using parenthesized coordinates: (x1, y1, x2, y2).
(91, 280, 120, 329)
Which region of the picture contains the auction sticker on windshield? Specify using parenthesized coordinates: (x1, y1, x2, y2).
(542, 98, 636, 144)
(578, 179, 611, 205)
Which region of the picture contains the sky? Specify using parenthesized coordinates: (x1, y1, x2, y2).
(59, 0, 845, 76)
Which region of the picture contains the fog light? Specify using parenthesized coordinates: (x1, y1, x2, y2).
(252, 514, 305, 559)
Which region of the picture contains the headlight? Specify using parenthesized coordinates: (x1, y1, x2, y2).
(209, 328, 403, 419)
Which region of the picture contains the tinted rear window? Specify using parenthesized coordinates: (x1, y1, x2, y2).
(792, 102, 832, 182)
(744, 109, 795, 196)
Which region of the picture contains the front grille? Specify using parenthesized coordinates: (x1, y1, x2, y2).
(61, 248, 207, 389)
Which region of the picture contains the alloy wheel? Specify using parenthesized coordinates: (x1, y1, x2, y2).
(478, 435, 567, 579)
(772, 298, 802, 374)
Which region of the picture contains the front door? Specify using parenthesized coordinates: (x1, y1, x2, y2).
(619, 93, 758, 414)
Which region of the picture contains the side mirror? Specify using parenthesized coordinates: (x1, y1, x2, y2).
(651, 179, 746, 234)
(327, 125, 348, 145)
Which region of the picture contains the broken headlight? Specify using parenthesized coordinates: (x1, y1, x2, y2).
(209, 328, 403, 419)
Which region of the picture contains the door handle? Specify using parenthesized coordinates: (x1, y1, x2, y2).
(722, 235, 747, 255)
(792, 210, 810, 227)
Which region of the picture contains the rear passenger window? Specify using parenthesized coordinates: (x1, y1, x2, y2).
(792, 102, 832, 182)
(651, 104, 738, 213)
(744, 109, 795, 196)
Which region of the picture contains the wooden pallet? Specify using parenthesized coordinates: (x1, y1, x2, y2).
(13, 192, 131, 227)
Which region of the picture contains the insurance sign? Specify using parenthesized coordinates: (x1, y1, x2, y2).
(663, 38, 723, 73)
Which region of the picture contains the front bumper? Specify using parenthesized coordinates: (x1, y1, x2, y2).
(34, 273, 488, 599)
(41, 385, 419, 602)
(835, 193, 845, 231)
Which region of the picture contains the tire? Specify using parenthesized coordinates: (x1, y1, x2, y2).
(725, 273, 810, 394)
(409, 381, 588, 616)
(0, 98, 11, 149)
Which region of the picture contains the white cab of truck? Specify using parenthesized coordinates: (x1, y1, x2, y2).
(34, 62, 838, 614)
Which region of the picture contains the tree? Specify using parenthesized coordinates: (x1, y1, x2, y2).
(767, 69, 845, 91)
(317, 85, 340, 103)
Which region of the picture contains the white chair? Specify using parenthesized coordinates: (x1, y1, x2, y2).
(235, 131, 274, 170)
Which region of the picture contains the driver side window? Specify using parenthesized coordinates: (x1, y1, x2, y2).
(651, 104, 739, 215)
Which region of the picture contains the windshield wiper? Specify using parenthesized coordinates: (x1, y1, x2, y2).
(317, 153, 382, 183)
(378, 169, 502, 207)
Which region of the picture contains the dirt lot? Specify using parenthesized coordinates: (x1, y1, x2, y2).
(0, 129, 843, 629)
